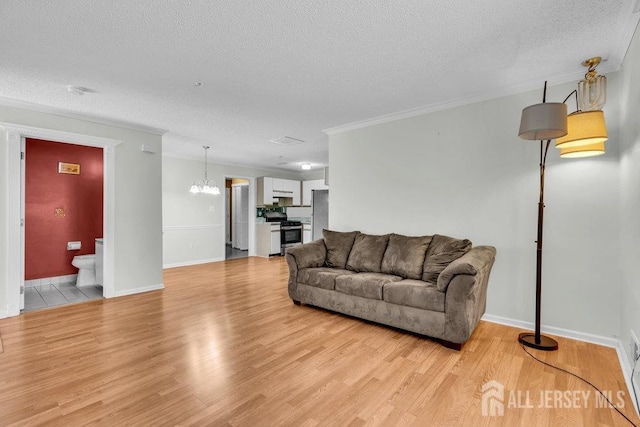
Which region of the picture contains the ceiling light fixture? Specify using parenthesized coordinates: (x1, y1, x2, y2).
(189, 146, 220, 195)
(578, 57, 606, 111)
(516, 56, 609, 352)
(301, 163, 312, 170)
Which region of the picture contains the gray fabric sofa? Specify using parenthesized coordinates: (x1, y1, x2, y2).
(285, 230, 496, 349)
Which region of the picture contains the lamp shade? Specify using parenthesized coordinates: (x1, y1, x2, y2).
(518, 102, 568, 140)
(555, 110, 607, 148)
(559, 141, 605, 158)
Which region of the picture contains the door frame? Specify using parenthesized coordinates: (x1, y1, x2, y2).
(2, 123, 121, 317)
(224, 175, 256, 257)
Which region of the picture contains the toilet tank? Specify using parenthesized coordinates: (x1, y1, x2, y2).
(95, 238, 104, 286)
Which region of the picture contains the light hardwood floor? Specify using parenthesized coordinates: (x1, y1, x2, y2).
(0, 257, 637, 426)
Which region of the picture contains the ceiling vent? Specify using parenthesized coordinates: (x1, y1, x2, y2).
(268, 136, 304, 146)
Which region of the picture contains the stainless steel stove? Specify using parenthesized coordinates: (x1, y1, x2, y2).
(264, 212, 302, 255)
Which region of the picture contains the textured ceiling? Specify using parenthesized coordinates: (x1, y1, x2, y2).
(1, 1, 638, 172)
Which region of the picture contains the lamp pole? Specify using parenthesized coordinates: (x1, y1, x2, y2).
(518, 82, 559, 351)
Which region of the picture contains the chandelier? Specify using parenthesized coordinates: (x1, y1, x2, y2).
(189, 146, 220, 195)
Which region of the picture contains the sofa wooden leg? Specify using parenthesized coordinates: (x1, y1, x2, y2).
(292, 300, 301, 305)
(439, 340, 462, 351)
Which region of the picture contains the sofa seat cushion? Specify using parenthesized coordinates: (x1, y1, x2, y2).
(383, 279, 445, 312)
(335, 272, 402, 300)
(298, 267, 355, 290)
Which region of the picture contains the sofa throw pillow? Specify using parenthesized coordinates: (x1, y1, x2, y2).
(381, 234, 433, 279)
(346, 233, 391, 273)
(422, 234, 472, 284)
(323, 229, 359, 269)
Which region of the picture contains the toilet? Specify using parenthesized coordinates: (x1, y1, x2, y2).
(72, 254, 96, 287)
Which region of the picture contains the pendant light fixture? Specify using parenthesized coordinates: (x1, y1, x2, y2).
(555, 57, 608, 149)
(189, 146, 220, 195)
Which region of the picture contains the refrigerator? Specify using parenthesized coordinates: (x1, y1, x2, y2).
(311, 189, 329, 241)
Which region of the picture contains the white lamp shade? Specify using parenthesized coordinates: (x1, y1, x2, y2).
(518, 102, 568, 140)
(555, 110, 608, 148)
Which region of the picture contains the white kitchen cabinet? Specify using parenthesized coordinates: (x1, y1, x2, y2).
(257, 177, 274, 206)
(257, 177, 301, 206)
(303, 223, 312, 243)
(270, 224, 281, 254)
(289, 180, 301, 206)
(257, 223, 281, 257)
(302, 179, 329, 206)
(272, 178, 285, 192)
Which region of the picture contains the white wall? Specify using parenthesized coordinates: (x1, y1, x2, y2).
(0, 105, 163, 316)
(0, 127, 7, 316)
(328, 81, 621, 338)
(618, 24, 640, 366)
(162, 155, 303, 267)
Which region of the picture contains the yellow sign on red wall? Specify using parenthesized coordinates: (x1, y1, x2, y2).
(58, 162, 80, 175)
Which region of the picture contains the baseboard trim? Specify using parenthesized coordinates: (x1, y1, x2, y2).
(482, 313, 639, 416)
(481, 314, 619, 348)
(616, 339, 640, 415)
(163, 258, 224, 269)
(113, 283, 164, 298)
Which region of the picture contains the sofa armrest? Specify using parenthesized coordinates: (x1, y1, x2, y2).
(286, 240, 327, 269)
(285, 240, 327, 302)
(442, 246, 496, 343)
(437, 246, 496, 292)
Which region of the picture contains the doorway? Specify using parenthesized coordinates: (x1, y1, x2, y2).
(2, 123, 120, 317)
(22, 138, 105, 312)
(225, 177, 249, 260)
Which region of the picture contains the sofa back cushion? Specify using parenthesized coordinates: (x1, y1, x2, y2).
(422, 234, 472, 283)
(323, 229, 359, 269)
(346, 233, 390, 273)
(381, 234, 432, 279)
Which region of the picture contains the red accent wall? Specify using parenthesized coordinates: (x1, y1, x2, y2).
(25, 138, 103, 280)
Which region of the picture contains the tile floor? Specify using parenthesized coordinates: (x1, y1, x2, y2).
(23, 282, 103, 312)
(225, 244, 248, 260)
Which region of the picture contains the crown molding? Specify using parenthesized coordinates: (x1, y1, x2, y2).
(612, 0, 640, 65)
(322, 67, 622, 136)
(0, 96, 166, 136)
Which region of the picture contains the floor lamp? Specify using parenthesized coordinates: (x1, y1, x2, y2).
(516, 58, 608, 351)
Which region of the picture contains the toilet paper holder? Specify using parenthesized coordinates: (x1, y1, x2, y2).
(67, 241, 81, 250)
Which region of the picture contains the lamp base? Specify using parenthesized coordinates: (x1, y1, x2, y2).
(518, 332, 558, 351)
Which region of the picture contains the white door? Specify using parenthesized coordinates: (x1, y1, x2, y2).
(231, 185, 249, 250)
(239, 185, 249, 250)
(225, 188, 231, 244)
(232, 186, 239, 249)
